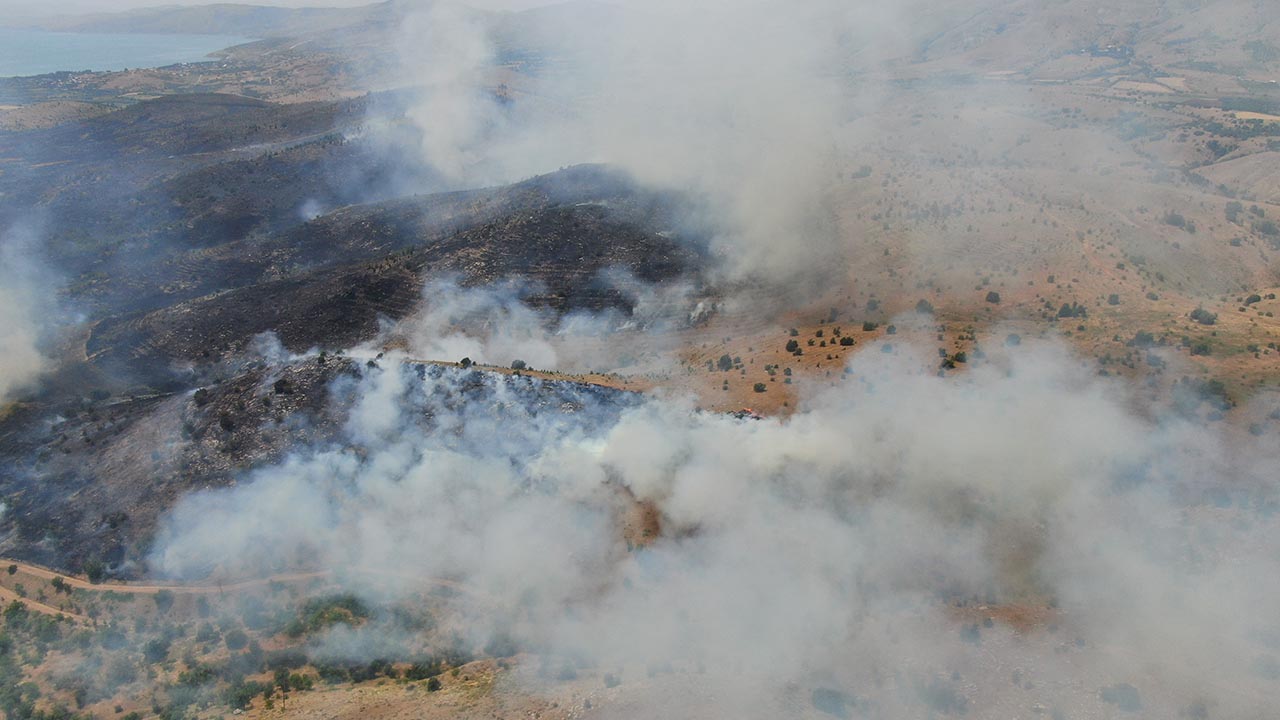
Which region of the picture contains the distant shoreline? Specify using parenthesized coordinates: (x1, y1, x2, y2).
(0, 28, 251, 79)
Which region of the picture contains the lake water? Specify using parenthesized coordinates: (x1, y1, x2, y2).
(0, 28, 250, 78)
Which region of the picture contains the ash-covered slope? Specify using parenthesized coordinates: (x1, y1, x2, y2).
(0, 89, 704, 574)
(0, 92, 374, 299)
(0, 357, 638, 576)
(83, 164, 704, 386)
(0, 85, 704, 392)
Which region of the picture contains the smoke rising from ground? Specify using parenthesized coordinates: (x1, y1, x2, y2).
(377, 276, 700, 373)
(391, 1, 854, 288)
(20, 0, 1270, 715)
(0, 225, 53, 403)
(395, 278, 564, 369)
(150, 340, 1280, 717)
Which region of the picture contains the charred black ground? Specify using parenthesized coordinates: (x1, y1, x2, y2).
(0, 91, 705, 572)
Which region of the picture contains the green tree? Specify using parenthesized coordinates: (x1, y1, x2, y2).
(225, 628, 249, 651)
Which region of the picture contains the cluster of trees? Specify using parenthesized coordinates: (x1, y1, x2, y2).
(1199, 118, 1280, 141)
(0, 574, 494, 720)
(1163, 211, 1197, 234)
(1190, 307, 1217, 326)
(1, 601, 89, 720)
(1128, 331, 1163, 348)
(283, 594, 369, 638)
(1057, 302, 1088, 319)
(1225, 202, 1278, 240)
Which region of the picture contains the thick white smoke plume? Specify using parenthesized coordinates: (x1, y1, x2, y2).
(394, 2, 499, 183)
(391, 1, 854, 286)
(151, 340, 1280, 717)
(0, 226, 52, 403)
(396, 278, 563, 369)
(378, 276, 698, 373)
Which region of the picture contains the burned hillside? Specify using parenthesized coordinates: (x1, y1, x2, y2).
(0, 356, 639, 577)
(83, 166, 704, 387)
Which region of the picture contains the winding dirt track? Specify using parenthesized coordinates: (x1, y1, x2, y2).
(1, 559, 329, 623)
(0, 583, 90, 622)
(6, 560, 330, 595)
(1, 558, 487, 623)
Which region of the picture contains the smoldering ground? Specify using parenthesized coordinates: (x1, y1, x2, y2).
(0, 223, 57, 404)
(148, 338, 1280, 718)
(366, 275, 705, 374)
(375, 0, 1279, 317)
(385, 0, 858, 292)
(10, 0, 1272, 716)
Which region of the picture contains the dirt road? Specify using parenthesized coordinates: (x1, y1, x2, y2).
(0, 582, 89, 622)
(1, 558, 489, 622)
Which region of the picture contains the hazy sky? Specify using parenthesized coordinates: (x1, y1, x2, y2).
(0, 0, 559, 20)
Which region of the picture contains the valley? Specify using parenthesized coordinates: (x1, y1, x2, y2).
(0, 1, 1279, 719)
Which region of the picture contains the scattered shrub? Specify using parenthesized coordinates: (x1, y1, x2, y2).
(811, 687, 855, 718)
(143, 638, 171, 664)
(1190, 307, 1217, 326)
(1100, 683, 1142, 712)
(224, 629, 248, 651)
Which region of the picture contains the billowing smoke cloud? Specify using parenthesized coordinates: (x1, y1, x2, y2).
(394, 2, 500, 184)
(375, 276, 700, 373)
(395, 278, 562, 369)
(150, 340, 1280, 717)
(0, 225, 53, 403)
(390, 1, 856, 288)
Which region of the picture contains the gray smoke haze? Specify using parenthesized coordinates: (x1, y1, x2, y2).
(0, 225, 53, 403)
(0, 0, 550, 18)
(369, 276, 699, 373)
(150, 340, 1280, 717)
(378, 0, 1278, 307)
(70, 1, 1280, 716)
(389, 1, 859, 289)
